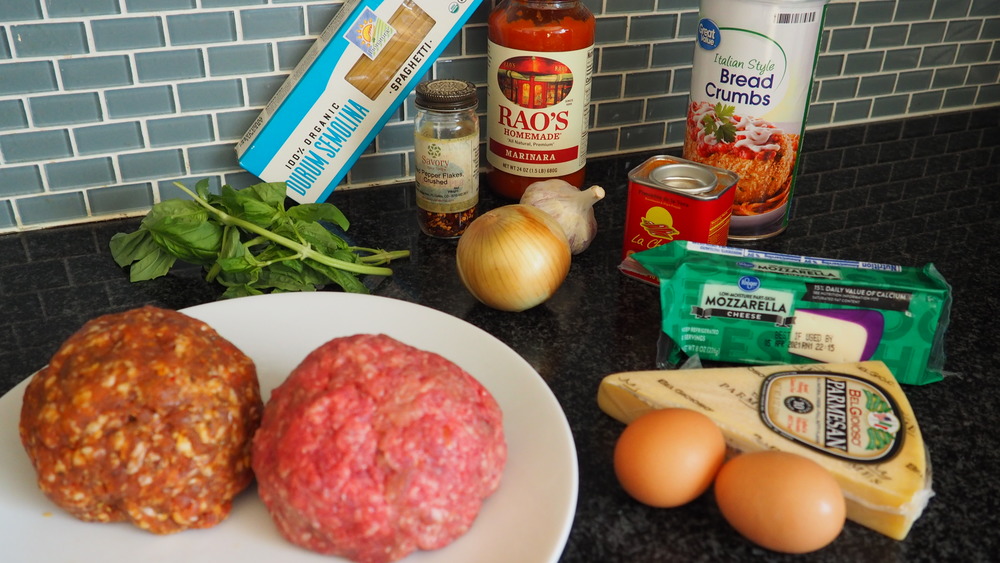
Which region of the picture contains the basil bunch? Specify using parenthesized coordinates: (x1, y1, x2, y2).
(110, 180, 409, 298)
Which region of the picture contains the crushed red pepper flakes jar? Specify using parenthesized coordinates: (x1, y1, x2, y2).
(413, 79, 480, 239)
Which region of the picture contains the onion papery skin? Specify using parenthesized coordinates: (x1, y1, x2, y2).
(456, 205, 572, 312)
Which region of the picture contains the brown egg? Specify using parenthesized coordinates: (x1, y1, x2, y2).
(613, 408, 727, 508)
(714, 451, 846, 553)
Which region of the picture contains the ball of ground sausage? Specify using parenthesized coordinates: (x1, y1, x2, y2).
(19, 305, 263, 534)
(252, 334, 506, 563)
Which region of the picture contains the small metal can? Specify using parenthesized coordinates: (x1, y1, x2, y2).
(620, 155, 738, 283)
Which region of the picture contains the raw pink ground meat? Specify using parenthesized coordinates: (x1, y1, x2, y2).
(252, 334, 506, 563)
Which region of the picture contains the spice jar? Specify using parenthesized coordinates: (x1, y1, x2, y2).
(486, 0, 595, 200)
(413, 79, 480, 239)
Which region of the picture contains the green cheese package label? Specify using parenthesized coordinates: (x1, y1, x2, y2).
(633, 241, 952, 385)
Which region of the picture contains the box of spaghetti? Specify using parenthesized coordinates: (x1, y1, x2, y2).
(236, 0, 484, 204)
(633, 241, 952, 385)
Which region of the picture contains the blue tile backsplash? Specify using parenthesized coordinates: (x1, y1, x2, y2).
(91, 16, 166, 52)
(10, 22, 89, 57)
(0, 0, 997, 232)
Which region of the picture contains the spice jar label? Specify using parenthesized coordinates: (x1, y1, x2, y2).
(414, 136, 479, 213)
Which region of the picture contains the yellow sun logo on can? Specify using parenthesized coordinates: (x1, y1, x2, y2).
(640, 206, 681, 240)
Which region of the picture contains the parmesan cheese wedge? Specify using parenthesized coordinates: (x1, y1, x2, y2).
(598, 361, 932, 540)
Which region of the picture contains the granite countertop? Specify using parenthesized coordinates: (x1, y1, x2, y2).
(1, 107, 998, 561)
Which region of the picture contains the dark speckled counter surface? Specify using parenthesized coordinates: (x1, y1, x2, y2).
(2, 107, 998, 561)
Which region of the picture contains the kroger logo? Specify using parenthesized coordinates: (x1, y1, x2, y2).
(697, 18, 721, 50)
(738, 276, 761, 292)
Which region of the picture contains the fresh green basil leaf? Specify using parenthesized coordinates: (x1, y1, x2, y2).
(150, 229, 222, 264)
(212, 185, 281, 228)
(287, 203, 350, 231)
(246, 182, 288, 206)
(329, 247, 362, 264)
(268, 257, 305, 275)
(109, 229, 155, 267)
(307, 259, 369, 293)
(296, 220, 349, 253)
(194, 178, 213, 200)
(242, 199, 283, 228)
(143, 200, 222, 263)
(143, 198, 206, 226)
(214, 263, 260, 288)
(258, 263, 318, 293)
(269, 220, 305, 244)
(217, 255, 258, 273)
(220, 224, 241, 253)
(127, 246, 176, 282)
(252, 240, 298, 264)
(222, 284, 263, 299)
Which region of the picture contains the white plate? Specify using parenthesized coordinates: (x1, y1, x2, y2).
(0, 292, 578, 563)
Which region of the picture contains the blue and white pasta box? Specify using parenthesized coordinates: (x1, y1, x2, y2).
(236, 0, 485, 204)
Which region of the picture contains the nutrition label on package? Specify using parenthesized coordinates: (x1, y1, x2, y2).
(804, 283, 913, 311)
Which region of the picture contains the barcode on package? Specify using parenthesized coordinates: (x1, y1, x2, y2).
(775, 11, 817, 24)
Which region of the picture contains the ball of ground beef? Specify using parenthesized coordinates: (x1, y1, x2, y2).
(19, 305, 263, 534)
(252, 334, 506, 563)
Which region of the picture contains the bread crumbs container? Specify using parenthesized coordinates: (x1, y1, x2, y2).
(683, 0, 829, 240)
(619, 155, 738, 284)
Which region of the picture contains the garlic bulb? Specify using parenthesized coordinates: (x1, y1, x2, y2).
(456, 204, 571, 312)
(520, 179, 606, 254)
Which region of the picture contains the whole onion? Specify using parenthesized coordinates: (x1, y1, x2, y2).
(456, 204, 571, 312)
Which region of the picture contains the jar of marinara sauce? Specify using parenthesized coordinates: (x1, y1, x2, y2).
(486, 0, 595, 200)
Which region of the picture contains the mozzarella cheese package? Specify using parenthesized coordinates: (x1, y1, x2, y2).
(633, 241, 952, 385)
(236, 0, 485, 204)
(597, 361, 933, 540)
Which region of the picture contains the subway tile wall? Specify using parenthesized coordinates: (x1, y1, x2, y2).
(0, 0, 997, 233)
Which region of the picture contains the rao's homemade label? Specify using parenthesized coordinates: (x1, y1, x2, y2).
(486, 44, 593, 179)
(684, 0, 828, 239)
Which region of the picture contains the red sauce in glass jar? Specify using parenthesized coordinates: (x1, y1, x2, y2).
(486, 0, 595, 200)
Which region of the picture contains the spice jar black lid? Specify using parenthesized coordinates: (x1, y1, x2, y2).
(415, 79, 478, 111)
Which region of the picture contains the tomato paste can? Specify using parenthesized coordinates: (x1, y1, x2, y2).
(684, 0, 829, 240)
(620, 155, 738, 284)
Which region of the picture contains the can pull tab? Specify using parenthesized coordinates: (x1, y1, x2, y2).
(650, 163, 718, 194)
